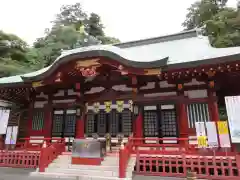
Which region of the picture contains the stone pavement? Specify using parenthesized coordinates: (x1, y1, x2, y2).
(0, 167, 187, 180)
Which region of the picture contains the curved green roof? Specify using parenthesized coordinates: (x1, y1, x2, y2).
(1, 29, 240, 85)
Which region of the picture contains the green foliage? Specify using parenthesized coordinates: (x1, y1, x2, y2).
(0, 2, 120, 77)
(33, 2, 120, 66)
(183, 0, 240, 47)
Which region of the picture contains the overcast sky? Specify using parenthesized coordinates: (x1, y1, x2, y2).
(0, 0, 237, 45)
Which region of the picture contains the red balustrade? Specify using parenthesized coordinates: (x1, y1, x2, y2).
(119, 135, 134, 178)
(0, 151, 40, 168)
(118, 137, 239, 178)
(39, 140, 65, 172)
(16, 137, 65, 151)
(135, 151, 240, 179)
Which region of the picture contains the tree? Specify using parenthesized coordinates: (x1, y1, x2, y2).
(183, 0, 240, 47)
(33, 2, 120, 66)
(0, 31, 36, 77)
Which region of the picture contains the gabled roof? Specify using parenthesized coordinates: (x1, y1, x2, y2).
(1, 29, 240, 85)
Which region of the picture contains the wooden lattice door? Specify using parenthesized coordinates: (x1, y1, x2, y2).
(143, 106, 158, 137)
(52, 110, 64, 137)
(159, 105, 178, 138)
(63, 109, 76, 137)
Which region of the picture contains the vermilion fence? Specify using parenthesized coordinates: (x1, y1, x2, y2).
(16, 137, 65, 151)
(39, 140, 65, 172)
(0, 137, 65, 170)
(0, 151, 40, 168)
(135, 153, 240, 179)
(119, 136, 240, 179)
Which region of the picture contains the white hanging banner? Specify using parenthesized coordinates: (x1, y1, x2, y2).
(5, 126, 18, 145)
(195, 122, 207, 148)
(5, 126, 12, 145)
(217, 121, 231, 148)
(225, 96, 240, 143)
(11, 126, 18, 145)
(0, 109, 10, 135)
(206, 122, 219, 148)
(195, 122, 206, 136)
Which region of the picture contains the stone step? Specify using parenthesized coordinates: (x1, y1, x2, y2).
(30, 172, 132, 180)
(46, 167, 133, 178)
(48, 163, 135, 172)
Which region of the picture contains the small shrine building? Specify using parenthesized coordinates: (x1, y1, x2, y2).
(0, 29, 240, 146)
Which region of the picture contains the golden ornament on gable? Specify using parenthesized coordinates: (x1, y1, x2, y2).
(104, 101, 112, 113)
(55, 72, 62, 82)
(177, 84, 183, 90)
(75, 58, 100, 68)
(144, 68, 161, 76)
(32, 81, 44, 88)
(206, 70, 216, 78)
(209, 81, 215, 88)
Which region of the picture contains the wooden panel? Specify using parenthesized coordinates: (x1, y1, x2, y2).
(18, 110, 28, 138)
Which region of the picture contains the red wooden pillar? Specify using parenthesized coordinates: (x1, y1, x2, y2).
(208, 89, 219, 123)
(177, 84, 189, 148)
(0, 136, 3, 150)
(75, 108, 85, 139)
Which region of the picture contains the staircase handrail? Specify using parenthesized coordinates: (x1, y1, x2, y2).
(38, 139, 65, 172)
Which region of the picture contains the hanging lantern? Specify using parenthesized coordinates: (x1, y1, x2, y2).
(116, 100, 124, 113)
(104, 101, 112, 113)
(128, 100, 133, 112)
(93, 102, 100, 113)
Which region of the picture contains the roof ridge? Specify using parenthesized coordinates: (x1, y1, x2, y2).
(114, 29, 199, 48)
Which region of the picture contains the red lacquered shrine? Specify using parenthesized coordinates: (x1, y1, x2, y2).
(0, 29, 240, 148)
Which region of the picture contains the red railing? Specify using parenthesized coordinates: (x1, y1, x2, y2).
(39, 139, 65, 172)
(119, 137, 238, 178)
(119, 135, 134, 178)
(16, 137, 65, 151)
(136, 151, 240, 179)
(0, 151, 40, 168)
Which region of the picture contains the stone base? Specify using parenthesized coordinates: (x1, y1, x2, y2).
(71, 157, 102, 165)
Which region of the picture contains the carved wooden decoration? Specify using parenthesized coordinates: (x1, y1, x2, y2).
(177, 84, 183, 91)
(206, 70, 216, 78)
(32, 81, 44, 88)
(80, 67, 97, 77)
(209, 81, 215, 88)
(75, 58, 100, 68)
(55, 72, 62, 82)
(144, 68, 161, 76)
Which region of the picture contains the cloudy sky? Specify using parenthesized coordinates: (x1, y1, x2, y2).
(0, 0, 237, 45)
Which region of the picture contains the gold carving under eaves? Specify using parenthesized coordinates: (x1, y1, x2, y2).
(209, 81, 215, 88)
(104, 101, 112, 113)
(55, 72, 62, 82)
(128, 100, 133, 112)
(93, 102, 100, 113)
(32, 81, 44, 88)
(206, 70, 216, 78)
(144, 68, 161, 76)
(75, 58, 101, 77)
(75, 58, 101, 68)
(116, 100, 124, 112)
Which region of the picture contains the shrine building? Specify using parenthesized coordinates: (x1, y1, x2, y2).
(0, 29, 240, 146)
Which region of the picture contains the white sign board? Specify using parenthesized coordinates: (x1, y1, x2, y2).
(206, 122, 219, 148)
(0, 109, 10, 135)
(195, 122, 206, 136)
(5, 126, 18, 145)
(225, 96, 240, 143)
